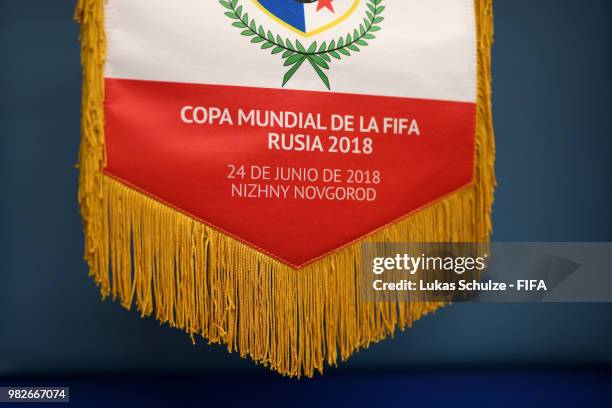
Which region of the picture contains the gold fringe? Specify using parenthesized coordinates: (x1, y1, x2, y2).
(75, 0, 495, 378)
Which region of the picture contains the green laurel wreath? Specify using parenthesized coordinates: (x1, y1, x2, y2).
(219, 0, 385, 89)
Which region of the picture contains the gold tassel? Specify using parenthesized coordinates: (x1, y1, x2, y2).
(75, 0, 495, 378)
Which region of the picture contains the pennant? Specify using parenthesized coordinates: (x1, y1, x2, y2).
(75, 0, 495, 377)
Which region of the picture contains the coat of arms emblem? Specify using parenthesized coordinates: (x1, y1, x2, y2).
(221, 0, 385, 89)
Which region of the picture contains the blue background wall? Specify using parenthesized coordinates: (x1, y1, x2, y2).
(0, 0, 611, 378)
